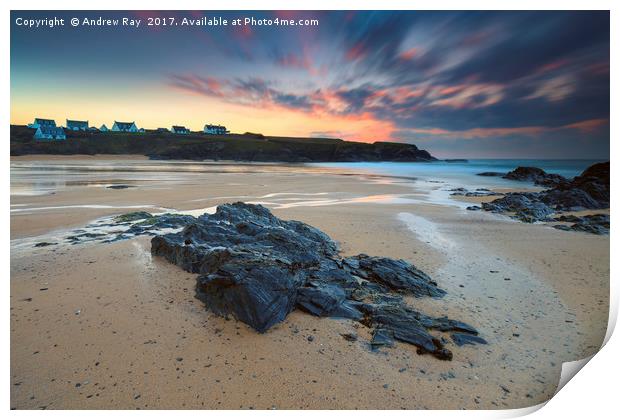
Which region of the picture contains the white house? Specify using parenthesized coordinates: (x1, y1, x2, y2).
(204, 124, 229, 135)
(100, 124, 109, 132)
(111, 121, 138, 132)
(34, 126, 66, 141)
(66, 119, 89, 131)
(29, 118, 57, 129)
(171, 125, 190, 134)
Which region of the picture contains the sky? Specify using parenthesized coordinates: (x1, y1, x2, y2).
(11, 10, 610, 158)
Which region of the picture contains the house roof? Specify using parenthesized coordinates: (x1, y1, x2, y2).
(38, 126, 65, 136)
(67, 119, 88, 126)
(204, 124, 226, 129)
(35, 118, 56, 125)
(114, 121, 135, 129)
(172, 125, 189, 131)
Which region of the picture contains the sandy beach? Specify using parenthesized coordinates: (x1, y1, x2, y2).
(10, 156, 609, 410)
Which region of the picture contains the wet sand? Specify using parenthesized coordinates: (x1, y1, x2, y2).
(10, 156, 609, 409)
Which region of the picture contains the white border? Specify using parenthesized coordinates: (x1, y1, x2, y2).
(3, 1, 617, 419)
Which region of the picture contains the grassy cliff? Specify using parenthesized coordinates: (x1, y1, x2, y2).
(10, 125, 435, 162)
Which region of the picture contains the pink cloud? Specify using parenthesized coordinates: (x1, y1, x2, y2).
(346, 43, 366, 61)
(562, 118, 609, 133)
(399, 47, 419, 61)
(525, 75, 576, 102)
(430, 83, 505, 109)
(536, 58, 570, 74)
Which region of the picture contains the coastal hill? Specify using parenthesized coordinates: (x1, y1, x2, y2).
(10, 125, 435, 162)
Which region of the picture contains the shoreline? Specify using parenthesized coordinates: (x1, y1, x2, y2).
(10, 157, 609, 409)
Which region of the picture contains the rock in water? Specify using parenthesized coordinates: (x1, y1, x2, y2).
(503, 166, 568, 187)
(478, 162, 610, 230)
(151, 202, 484, 359)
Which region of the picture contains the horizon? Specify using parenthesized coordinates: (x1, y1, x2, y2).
(11, 10, 610, 159)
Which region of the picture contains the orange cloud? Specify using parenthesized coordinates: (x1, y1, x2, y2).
(399, 47, 419, 61)
(562, 118, 609, 133)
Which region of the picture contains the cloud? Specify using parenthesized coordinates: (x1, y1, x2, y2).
(162, 11, 608, 153)
(400, 118, 609, 140)
(524, 75, 576, 102)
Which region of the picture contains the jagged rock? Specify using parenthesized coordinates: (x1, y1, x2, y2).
(540, 188, 600, 211)
(450, 188, 503, 197)
(481, 193, 554, 222)
(343, 255, 445, 298)
(451, 333, 489, 346)
(503, 166, 568, 187)
(371, 328, 395, 350)
(553, 214, 609, 235)
(151, 202, 484, 359)
(570, 161, 610, 205)
(478, 162, 610, 229)
(544, 161, 609, 209)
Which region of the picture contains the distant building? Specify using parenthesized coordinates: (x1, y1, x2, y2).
(100, 124, 109, 132)
(138, 128, 146, 133)
(88, 127, 99, 132)
(156, 128, 169, 133)
(171, 125, 190, 135)
(34, 126, 66, 141)
(204, 124, 229, 135)
(66, 119, 89, 131)
(29, 118, 57, 129)
(111, 121, 138, 132)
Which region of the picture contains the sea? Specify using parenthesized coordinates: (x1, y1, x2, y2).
(311, 159, 601, 188)
(11, 158, 602, 198)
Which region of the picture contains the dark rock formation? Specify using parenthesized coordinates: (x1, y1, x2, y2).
(451, 333, 488, 346)
(481, 193, 554, 222)
(553, 214, 610, 235)
(151, 202, 484, 359)
(503, 166, 569, 187)
(474, 162, 610, 231)
(450, 188, 503, 197)
(546, 161, 610, 209)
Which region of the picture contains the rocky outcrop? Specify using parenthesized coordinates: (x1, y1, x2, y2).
(550, 161, 609, 208)
(471, 162, 610, 233)
(476, 166, 568, 187)
(553, 214, 610, 235)
(503, 166, 569, 187)
(151, 202, 484, 359)
(481, 193, 554, 223)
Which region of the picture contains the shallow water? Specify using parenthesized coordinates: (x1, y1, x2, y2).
(310, 159, 599, 188)
(11, 157, 600, 247)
